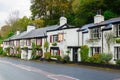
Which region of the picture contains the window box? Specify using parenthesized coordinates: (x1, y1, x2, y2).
(52, 42, 57, 46)
(86, 39, 99, 44)
(116, 38, 120, 43)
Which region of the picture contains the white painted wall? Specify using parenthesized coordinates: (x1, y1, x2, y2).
(47, 28, 79, 61)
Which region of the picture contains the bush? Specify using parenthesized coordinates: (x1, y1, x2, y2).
(15, 54, 21, 58)
(92, 53, 102, 64)
(87, 57, 94, 63)
(0, 47, 3, 55)
(44, 52, 51, 60)
(2, 52, 7, 56)
(56, 55, 62, 61)
(116, 59, 120, 65)
(101, 53, 113, 64)
(80, 45, 89, 62)
(62, 55, 70, 63)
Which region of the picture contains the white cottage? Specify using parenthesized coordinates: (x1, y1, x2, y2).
(47, 16, 80, 62)
(78, 13, 120, 64)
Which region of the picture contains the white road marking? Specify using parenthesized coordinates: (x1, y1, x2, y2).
(0, 60, 79, 80)
(48, 75, 79, 80)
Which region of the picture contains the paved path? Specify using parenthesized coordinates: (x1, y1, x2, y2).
(0, 57, 120, 80)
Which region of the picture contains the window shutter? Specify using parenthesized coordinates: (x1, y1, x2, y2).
(116, 25, 118, 37)
(50, 49, 52, 54)
(58, 49, 60, 55)
(40, 39, 42, 46)
(50, 35, 52, 43)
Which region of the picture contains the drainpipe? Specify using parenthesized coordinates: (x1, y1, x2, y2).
(102, 30, 103, 53)
(82, 32, 84, 45)
(78, 31, 79, 46)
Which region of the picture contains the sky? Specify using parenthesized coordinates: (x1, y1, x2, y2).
(0, 0, 31, 27)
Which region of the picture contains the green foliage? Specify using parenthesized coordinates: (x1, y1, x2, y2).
(116, 38, 120, 43)
(32, 53, 42, 60)
(104, 31, 115, 53)
(80, 45, 89, 62)
(116, 59, 120, 65)
(52, 42, 57, 46)
(62, 55, 70, 63)
(92, 53, 102, 64)
(15, 54, 21, 58)
(101, 53, 113, 64)
(16, 47, 21, 54)
(2, 52, 7, 56)
(22, 46, 28, 50)
(44, 41, 49, 52)
(56, 55, 62, 61)
(104, 10, 118, 20)
(0, 47, 3, 55)
(35, 45, 42, 50)
(44, 52, 51, 60)
(66, 49, 70, 55)
(5, 47, 10, 53)
(6, 32, 14, 38)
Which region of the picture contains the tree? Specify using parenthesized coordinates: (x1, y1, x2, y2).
(30, 0, 72, 26)
(104, 31, 115, 53)
(33, 19, 45, 28)
(5, 10, 20, 32)
(103, 10, 118, 20)
(17, 16, 32, 31)
(0, 25, 12, 39)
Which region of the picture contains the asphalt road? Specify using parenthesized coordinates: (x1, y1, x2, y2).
(0, 57, 120, 80)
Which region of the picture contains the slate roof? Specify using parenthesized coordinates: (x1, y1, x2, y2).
(11, 31, 30, 40)
(4, 25, 60, 41)
(4, 34, 18, 42)
(78, 17, 120, 31)
(21, 25, 59, 39)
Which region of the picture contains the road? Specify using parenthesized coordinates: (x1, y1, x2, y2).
(0, 57, 119, 80)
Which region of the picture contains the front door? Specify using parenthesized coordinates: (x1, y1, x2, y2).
(73, 48, 78, 63)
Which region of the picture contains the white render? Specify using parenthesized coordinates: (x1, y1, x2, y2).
(94, 14, 104, 23)
(47, 27, 79, 62)
(60, 16, 67, 26)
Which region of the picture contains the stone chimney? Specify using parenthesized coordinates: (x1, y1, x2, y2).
(60, 16, 67, 26)
(16, 31, 20, 35)
(94, 10, 104, 23)
(27, 25, 35, 32)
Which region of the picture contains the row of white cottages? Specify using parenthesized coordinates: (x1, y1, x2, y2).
(3, 13, 120, 63)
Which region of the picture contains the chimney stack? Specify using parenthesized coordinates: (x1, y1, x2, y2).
(94, 10, 104, 24)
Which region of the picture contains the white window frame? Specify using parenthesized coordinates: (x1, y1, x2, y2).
(90, 28, 101, 39)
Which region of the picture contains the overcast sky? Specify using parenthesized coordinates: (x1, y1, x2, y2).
(0, 0, 31, 27)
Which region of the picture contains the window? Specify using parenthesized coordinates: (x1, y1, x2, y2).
(114, 24, 120, 37)
(36, 39, 42, 46)
(20, 40, 24, 46)
(91, 47, 101, 56)
(53, 35, 58, 42)
(58, 33, 64, 42)
(50, 47, 60, 57)
(10, 41, 14, 46)
(114, 47, 120, 60)
(26, 39, 31, 46)
(16, 40, 20, 46)
(90, 28, 101, 39)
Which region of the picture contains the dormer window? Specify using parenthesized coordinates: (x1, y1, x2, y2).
(90, 28, 101, 39)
